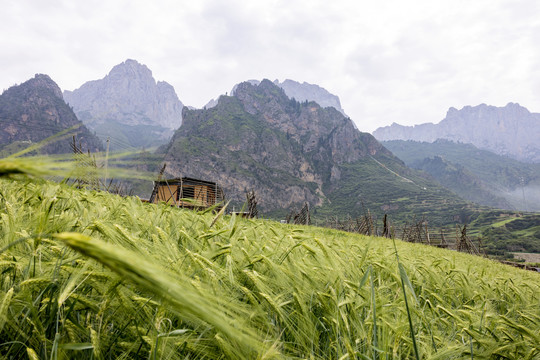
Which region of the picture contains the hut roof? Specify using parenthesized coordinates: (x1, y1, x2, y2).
(154, 177, 219, 187)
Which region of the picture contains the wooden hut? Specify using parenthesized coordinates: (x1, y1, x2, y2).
(149, 177, 225, 210)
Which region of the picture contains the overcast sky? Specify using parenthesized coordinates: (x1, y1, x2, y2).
(2, 0, 540, 132)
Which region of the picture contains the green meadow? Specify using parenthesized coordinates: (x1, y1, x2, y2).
(0, 160, 539, 359)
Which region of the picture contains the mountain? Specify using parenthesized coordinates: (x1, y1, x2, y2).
(373, 103, 540, 163)
(382, 139, 540, 212)
(0, 74, 103, 155)
(161, 80, 476, 226)
(63, 59, 184, 150)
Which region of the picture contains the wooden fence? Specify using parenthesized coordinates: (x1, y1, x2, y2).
(319, 214, 485, 256)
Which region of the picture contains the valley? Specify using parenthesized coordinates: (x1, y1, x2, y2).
(4, 2, 540, 358)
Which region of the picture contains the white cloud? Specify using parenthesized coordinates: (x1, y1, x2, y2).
(1, 0, 540, 132)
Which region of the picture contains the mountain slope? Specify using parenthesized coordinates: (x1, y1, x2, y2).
(414, 156, 512, 209)
(162, 80, 473, 225)
(0, 74, 102, 155)
(383, 140, 540, 212)
(373, 103, 540, 163)
(63, 59, 184, 150)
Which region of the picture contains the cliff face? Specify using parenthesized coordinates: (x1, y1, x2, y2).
(63, 60, 184, 150)
(161, 80, 466, 223)
(165, 80, 368, 210)
(0, 74, 103, 155)
(231, 80, 380, 161)
(373, 103, 540, 163)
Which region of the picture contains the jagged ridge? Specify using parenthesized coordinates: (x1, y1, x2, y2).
(373, 103, 540, 163)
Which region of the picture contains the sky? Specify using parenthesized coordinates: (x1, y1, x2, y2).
(2, 0, 540, 133)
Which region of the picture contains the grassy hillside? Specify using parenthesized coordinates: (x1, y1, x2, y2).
(469, 211, 540, 257)
(0, 171, 538, 358)
(382, 140, 540, 212)
(411, 156, 513, 209)
(316, 153, 478, 227)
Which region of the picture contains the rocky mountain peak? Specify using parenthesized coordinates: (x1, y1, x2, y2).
(231, 80, 377, 158)
(229, 79, 261, 96)
(107, 59, 154, 84)
(113, 58, 148, 71)
(233, 79, 290, 115)
(63, 59, 184, 131)
(445, 106, 459, 117)
(445, 103, 531, 121)
(24, 74, 64, 100)
(233, 79, 278, 97)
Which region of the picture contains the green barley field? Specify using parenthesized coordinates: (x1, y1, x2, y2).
(0, 160, 539, 359)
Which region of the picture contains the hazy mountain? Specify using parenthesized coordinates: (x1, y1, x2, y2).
(0, 74, 102, 155)
(383, 139, 540, 212)
(203, 98, 218, 109)
(412, 156, 514, 210)
(373, 103, 540, 163)
(63, 59, 184, 150)
(274, 79, 346, 116)
(161, 79, 475, 225)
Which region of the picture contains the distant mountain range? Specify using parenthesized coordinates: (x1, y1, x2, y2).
(63, 59, 184, 150)
(0, 74, 102, 156)
(64, 60, 350, 152)
(373, 103, 540, 163)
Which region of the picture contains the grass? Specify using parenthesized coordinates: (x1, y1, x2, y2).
(316, 156, 476, 228)
(491, 218, 518, 228)
(0, 158, 539, 359)
(470, 213, 540, 256)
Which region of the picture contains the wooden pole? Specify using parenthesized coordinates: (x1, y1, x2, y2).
(104, 137, 110, 187)
(165, 180, 178, 207)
